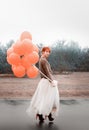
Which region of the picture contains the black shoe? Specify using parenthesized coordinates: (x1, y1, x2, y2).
(37, 114, 44, 122)
(48, 113, 54, 121)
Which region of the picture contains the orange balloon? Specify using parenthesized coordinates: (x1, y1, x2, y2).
(21, 39, 34, 54)
(20, 31, 32, 41)
(12, 65, 26, 77)
(21, 55, 32, 69)
(13, 40, 24, 56)
(12, 43, 15, 48)
(7, 47, 14, 56)
(27, 51, 39, 64)
(7, 52, 21, 65)
(11, 65, 15, 71)
(33, 44, 39, 53)
(27, 65, 39, 78)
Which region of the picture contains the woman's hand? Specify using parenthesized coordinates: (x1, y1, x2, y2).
(51, 80, 58, 87)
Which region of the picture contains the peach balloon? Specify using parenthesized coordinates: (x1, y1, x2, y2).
(13, 40, 24, 56)
(21, 39, 34, 54)
(21, 55, 32, 69)
(20, 31, 32, 41)
(12, 43, 15, 48)
(7, 47, 14, 56)
(27, 65, 39, 78)
(7, 52, 21, 65)
(27, 51, 39, 64)
(33, 44, 39, 53)
(12, 65, 26, 77)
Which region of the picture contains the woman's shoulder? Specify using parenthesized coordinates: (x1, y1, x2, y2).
(40, 57, 47, 63)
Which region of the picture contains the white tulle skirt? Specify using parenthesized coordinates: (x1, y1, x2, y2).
(26, 78, 60, 118)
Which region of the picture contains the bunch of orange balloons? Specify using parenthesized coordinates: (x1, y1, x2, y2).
(7, 31, 39, 78)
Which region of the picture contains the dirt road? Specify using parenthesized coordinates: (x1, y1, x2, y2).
(0, 72, 89, 98)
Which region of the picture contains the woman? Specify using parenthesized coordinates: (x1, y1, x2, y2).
(26, 47, 60, 122)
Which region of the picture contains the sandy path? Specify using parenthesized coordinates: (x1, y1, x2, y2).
(0, 72, 89, 98)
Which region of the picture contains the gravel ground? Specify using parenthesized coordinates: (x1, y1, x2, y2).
(0, 72, 89, 98)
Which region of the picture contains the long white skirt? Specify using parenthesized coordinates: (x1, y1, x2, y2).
(26, 78, 60, 118)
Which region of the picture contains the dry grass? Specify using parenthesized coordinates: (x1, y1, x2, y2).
(0, 72, 89, 98)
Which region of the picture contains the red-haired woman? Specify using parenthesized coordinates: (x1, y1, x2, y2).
(26, 46, 60, 123)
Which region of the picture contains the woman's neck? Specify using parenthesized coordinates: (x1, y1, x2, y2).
(41, 55, 46, 58)
(41, 55, 47, 59)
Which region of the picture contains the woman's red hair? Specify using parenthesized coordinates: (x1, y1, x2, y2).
(41, 47, 51, 53)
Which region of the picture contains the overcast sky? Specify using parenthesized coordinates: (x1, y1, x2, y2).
(0, 0, 89, 48)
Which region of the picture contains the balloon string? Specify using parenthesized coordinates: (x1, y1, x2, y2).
(38, 69, 53, 82)
(32, 65, 53, 82)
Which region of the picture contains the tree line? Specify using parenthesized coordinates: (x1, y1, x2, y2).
(0, 40, 89, 74)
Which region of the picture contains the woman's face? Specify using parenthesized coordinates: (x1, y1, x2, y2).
(43, 50, 50, 58)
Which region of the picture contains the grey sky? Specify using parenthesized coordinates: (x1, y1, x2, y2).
(0, 0, 89, 48)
